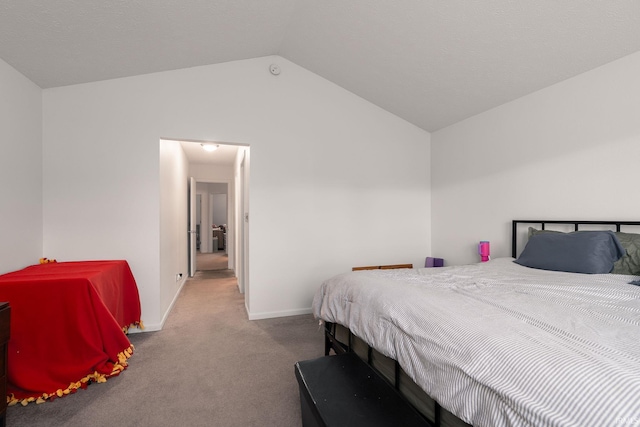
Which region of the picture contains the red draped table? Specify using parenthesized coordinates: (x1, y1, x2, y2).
(0, 260, 142, 404)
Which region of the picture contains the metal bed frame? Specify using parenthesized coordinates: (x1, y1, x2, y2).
(512, 219, 640, 257)
(323, 219, 640, 427)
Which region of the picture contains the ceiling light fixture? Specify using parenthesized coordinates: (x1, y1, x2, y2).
(201, 143, 219, 152)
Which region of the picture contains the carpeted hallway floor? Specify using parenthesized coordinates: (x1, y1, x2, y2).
(6, 267, 324, 426)
(196, 251, 229, 271)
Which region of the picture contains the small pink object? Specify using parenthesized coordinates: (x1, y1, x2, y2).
(478, 241, 490, 262)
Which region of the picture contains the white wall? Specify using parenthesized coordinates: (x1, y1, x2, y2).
(431, 51, 640, 266)
(42, 56, 431, 324)
(0, 58, 43, 274)
(158, 139, 189, 328)
(196, 185, 211, 253)
(211, 193, 226, 227)
(234, 148, 249, 296)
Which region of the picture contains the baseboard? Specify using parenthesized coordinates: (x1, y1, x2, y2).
(129, 277, 187, 333)
(127, 322, 161, 333)
(131, 281, 312, 327)
(247, 307, 313, 320)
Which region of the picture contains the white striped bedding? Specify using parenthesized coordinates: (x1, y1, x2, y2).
(312, 258, 640, 427)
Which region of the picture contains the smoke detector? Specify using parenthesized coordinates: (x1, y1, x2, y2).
(269, 64, 281, 75)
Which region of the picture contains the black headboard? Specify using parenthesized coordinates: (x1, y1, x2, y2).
(512, 220, 640, 258)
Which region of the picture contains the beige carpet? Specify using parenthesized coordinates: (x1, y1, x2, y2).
(196, 251, 228, 271)
(6, 268, 324, 426)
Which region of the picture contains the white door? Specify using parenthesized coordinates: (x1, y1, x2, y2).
(188, 177, 197, 277)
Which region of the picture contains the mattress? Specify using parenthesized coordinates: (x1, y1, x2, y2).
(312, 258, 640, 427)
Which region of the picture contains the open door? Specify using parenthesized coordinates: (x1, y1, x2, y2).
(188, 177, 197, 277)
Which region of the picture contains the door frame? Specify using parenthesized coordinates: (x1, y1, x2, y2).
(188, 177, 197, 277)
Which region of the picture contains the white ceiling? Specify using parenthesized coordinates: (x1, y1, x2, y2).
(177, 140, 240, 166)
(1, 1, 640, 132)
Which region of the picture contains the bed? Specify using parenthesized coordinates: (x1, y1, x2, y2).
(312, 220, 640, 427)
(0, 260, 143, 405)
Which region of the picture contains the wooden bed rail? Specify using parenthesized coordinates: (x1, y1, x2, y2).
(352, 263, 413, 271)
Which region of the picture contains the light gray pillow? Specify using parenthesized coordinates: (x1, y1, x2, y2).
(515, 230, 626, 274)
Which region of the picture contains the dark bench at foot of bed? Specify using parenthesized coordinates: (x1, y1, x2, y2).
(295, 353, 432, 427)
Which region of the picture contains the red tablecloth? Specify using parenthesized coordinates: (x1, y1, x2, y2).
(0, 260, 142, 404)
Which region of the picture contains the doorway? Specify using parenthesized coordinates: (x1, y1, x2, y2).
(160, 138, 250, 319)
(195, 182, 229, 272)
(178, 140, 250, 298)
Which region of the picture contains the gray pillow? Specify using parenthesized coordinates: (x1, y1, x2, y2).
(529, 227, 640, 276)
(610, 232, 640, 276)
(515, 231, 626, 274)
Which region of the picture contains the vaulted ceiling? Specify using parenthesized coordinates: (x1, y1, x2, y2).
(1, 1, 639, 132)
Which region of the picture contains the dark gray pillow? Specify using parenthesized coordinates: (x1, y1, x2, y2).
(610, 232, 640, 276)
(515, 231, 626, 274)
(529, 227, 640, 275)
